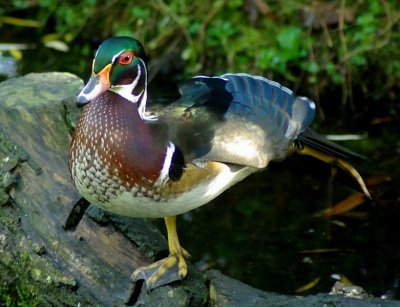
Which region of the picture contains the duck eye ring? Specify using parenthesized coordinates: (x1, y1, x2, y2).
(119, 51, 133, 65)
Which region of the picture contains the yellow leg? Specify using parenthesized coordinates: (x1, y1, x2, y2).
(297, 145, 371, 198)
(131, 216, 189, 290)
(165, 216, 190, 272)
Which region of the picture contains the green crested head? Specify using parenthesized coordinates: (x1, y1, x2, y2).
(93, 36, 147, 76)
(77, 36, 148, 107)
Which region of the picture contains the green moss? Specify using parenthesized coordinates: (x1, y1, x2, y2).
(0, 73, 82, 109)
(0, 267, 40, 307)
(0, 248, 40, 306)
(0, 189, 10, 206)
(0, 200, 90, 306)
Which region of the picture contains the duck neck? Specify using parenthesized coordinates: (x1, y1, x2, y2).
(109, 58, 151, 120)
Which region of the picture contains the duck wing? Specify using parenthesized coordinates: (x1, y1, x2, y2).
(147, 73, 316, 168)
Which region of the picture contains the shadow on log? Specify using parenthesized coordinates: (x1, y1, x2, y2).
(0, 73, 395, 306)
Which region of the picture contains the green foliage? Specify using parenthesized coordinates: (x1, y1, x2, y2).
(1, 0, 399, 109)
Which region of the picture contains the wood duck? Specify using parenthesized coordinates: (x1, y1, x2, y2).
(69, 36, 370, 290)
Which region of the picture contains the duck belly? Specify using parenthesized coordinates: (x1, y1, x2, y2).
(72, 160, 256, 218)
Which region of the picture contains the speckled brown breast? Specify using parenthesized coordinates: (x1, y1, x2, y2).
(69, 91, 166, 205)
(69, 91, 258, 218)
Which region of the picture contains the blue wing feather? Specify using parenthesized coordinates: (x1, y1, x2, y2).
(157, 73, 316, 168)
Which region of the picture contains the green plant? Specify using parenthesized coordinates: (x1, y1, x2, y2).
(0, 0, 399, 115)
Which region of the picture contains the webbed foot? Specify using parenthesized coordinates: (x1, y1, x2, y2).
(131, 216, 190, 290)
(131, 249, 189, 290)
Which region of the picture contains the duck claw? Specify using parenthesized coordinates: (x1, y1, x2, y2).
(131, 253, 187, 290)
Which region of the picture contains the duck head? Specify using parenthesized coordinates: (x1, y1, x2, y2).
(77, 36, 148, 108)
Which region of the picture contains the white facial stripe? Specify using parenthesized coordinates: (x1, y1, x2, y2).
(136, 58, 157, 121)
(112, 50, 124, 64)
(109, 63, 141, 102)
(93, 50, 123, 73)
(155, 142, 175, 186)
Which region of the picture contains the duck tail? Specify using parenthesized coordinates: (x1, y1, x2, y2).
(293, 128, 371, 198)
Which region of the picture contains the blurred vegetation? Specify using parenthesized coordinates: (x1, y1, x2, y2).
(0, 0, 399, 125)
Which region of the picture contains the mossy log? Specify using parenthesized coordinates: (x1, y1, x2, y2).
(0, 73, 394, 306)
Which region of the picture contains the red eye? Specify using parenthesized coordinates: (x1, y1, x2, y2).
(119, 51, 133, 65)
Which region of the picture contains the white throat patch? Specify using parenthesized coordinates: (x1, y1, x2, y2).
(109, 63, 142, 103)
(108, 58, 157, 121)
